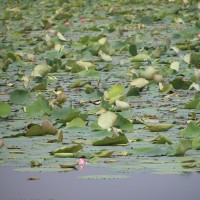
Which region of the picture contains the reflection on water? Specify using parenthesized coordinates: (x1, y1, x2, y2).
(1, 167, 200, 200)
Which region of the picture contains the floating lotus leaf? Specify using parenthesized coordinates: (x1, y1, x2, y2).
(139, 66, 158, 80)
(0, 101, 11, 118)
(151, 135, 172, 144)
(57, 32, 67, 41)
(167, 140, 192, 156)
(54, 153, 74, 158)
(133, 147, 168, 157)
(184, 97, 200, 109)
(93, 134, 129, 146)
(146, 123, 174, 132)
(25, 121, 57, 136)
(190, 52, 200, 68)
(66, 118, 86, 129)
(51, 144, 83, 155)
(115, 100, 130, 110)
(0, 139, 4, 149)
(170, 77, 192, 90)
(26, 94, 52, 117)
(31, 64, 51, 77)
(59, 163, 77, 168)
(129, 44, 137, 56)
(94, 150, 115, 157)
(98, 111, 118, 130)
(130, 78, 149, 88)
(98, 37, 107, 45)
(107, 84, 125, 104)
(192, 137, 200, 150)
(76, 60, 95, 70)
(98, 50, 112, 62)
(10, 89, 31, 105)
(182, 122, 200, 138)
(131, 53, 151, 62)
(30, 161, 42, 167)
(170, 61, 180, 72)
(114, 114, 133, 131)
(159, 83, 174, 94)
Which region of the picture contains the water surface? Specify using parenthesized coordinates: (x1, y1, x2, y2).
(1, 167, 200, 200)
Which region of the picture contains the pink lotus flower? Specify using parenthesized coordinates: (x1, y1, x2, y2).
(78, 158, 87, 165)
(79, 18, 85, 23)
(64, 21, 70, 26)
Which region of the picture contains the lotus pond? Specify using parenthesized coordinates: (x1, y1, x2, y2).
(1, 0, 200, 187)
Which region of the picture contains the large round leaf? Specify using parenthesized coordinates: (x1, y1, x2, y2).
(10, 89, 31, 105)
(0, 101, 11, 118)
(98, 111, 117, 130)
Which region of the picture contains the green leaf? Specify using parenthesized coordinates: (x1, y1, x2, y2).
(159, 83, 174, 94)
(66, 118, 86, 129)
(26, 94, 52, 117)
(10, 89, 31, 105)
(93, 134, 129, 146)
(129, 44, 137, 56)
(107, 84, 125, 104)
(190, 52, 200, 68)
(94, 150, 115, 157)
(30, 83, 46, 92)
(151, 135, 172, 144)
(59, 163, 77, 168)
(51, 144, 83, 155)
(184, 99, 200, 109)
(146, 123, 174, 132)
(167, 140, 192, 156)
(141, 16, 153, 25)
(54, 153, 74, 158)
(51, 107, 87, 124)
(25, 122, 57, 136)
(114, 114, 133, 131)
(182, 122, 200, 138)
(192, 137, 200, 150)
(131, 54, 151, 62)
(0, 101, 11, 118)
(170, 77, 192, 90)
(133, 147, 167, 157)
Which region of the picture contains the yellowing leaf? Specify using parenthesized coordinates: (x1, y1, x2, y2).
(76, 60, 95, 70)
(130, 78, 149, 88)
(146, 123, 174, 132)
(31, 64, 51, 77)
(57, 32, 67, 41)
(98, 37, 107, 45)
(139, 66, 158, 80)
(115, 100, 130, 110)
(99, 50, 112, 62)
(170, 61, 180, 72)
(98, 111, 118, 130)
